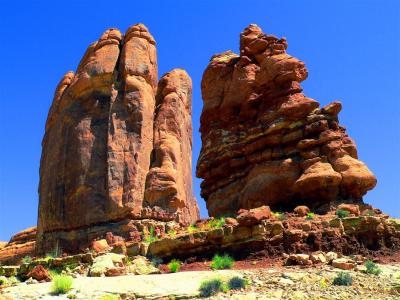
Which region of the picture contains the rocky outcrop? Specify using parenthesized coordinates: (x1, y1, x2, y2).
(147, 212, 400, 260)
(197, 24, 376, 217)
(37, 24, 198, 254)
(0, 227, 36, 265)
(144, 69, 199, 223)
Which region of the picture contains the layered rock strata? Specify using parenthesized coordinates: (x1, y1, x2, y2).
(37, 24, 198, 254)
(197, 24, 376, 217)
(0, 227, 36, 265)
(148, 211, 400, 260)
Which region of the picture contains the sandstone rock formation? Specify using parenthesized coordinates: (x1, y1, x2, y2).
(197, 24, 376, 217)
(147, 211, 400, 260)
(37, 24, 198, 254)
(0, 227, 36, 265)
(144, 69, 199, 222)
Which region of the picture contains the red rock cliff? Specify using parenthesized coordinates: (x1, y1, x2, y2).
(37, 24, 198, 254)
(197, 24, 376, 217)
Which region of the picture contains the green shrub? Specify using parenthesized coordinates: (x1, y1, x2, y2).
(319, 278, 328, 289)
(306, 212, 315, 220)
(49, 268, 62, 279)
(22, 256, 32, 264)
(207, 217, 226, 229)
(67, 293, 77, 299)
(272, 212, 287, 220)
(51, 275, 73, 295)
(336, 209, 350, 218)
(211, 254, 234, 270)
(0, 276, 8, 286)
(199, 277, 227, 297)
(187, 224, 197, 233)
(144, 227, 158, 243)
(167, 259, 181, 273)
(228, 276, 248, 290)
(333, 272, 352, 286)
(7, 276, 19, 286)
(167, 230, 177, 237)
(365, 260, 382, 275)
(99, 295, 120, 300)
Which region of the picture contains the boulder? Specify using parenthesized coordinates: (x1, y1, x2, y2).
(310, 252, 327, 264)
(294, 206, 310, 217)
(286, 254, 312, 266)
(332, 258, 356, 270)
(337, 204, 360, 216)
(237, 206, 271, 226)
(26, 265, 51, 282)
(225, 217, 239, 226)
(196, 24, 376, 217)
(91, 239, 110, 253)
(126, 256, 160, 275)
(89, 253, 125, 277)
(326, 252, 339, 263)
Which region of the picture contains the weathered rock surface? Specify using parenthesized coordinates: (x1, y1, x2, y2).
(0, 227, 36, 265)
(26, 265, 51, 282)
(197, 24, 376, 217)
(37, 23, 198, 255)
(144, 69, 199, 224)
(147, 212, 400, 260)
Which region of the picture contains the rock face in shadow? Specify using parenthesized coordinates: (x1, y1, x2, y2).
(197, 24, 376, 217)
(37, 24, 198, 254)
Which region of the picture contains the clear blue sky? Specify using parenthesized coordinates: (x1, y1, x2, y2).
(1, 1, 399, 241)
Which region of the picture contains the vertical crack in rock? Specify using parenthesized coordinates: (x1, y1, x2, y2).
(197, 24, 377, 217)
(37, 24, 198, 254)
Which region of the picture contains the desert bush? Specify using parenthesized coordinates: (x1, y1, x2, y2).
(49, 267, 63, 279)
(365, 260, 382, 275)
(306, 212, 315, 220)
(0, 276, 7, 286)
(199, 277, 227, 297)
(22, 256, 32, 264)
(333, 272, 352, 286)
(187, 224, 197, 233)
(319, 278, 328, 288)
(336, 209, 350, 218)
(144, 227, 158, 243)
(167, 259, 181, 273)
(207, 217, 226, 229)
(167, 229, 177, 237)
(51, 275, 73, 295)
(272, 212, 287, 220)
(227, 276, 248, 289)
(211, 254, 234, 270)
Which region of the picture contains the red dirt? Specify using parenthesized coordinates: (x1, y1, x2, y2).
(159, 250, 400, 273)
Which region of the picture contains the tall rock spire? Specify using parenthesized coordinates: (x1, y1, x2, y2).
(144, 69, 199, 224)
(197, 24, 376, 217)
(37, 24, 198, 254)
